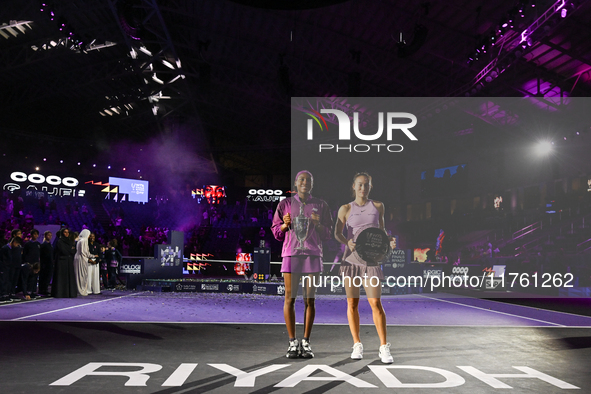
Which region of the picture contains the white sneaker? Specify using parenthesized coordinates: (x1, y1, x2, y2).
(379, 343, 393, 364)
(286, 339, 300, 359)
(350, 342, 363, 360)
(300, 338, 314, 358)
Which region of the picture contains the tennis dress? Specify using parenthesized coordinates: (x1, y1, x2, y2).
(339, 200, 384, 280)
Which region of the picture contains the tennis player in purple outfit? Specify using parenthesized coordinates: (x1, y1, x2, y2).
(271, 170, 332, 358)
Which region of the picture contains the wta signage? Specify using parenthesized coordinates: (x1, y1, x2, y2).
(108, 177, 149, 203)
(304, 108, 418, 153)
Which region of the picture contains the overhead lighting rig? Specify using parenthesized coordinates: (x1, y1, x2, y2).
(460, 0, 580, 97)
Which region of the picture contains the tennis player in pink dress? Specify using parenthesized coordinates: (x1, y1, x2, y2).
(335, 172, 394, 363)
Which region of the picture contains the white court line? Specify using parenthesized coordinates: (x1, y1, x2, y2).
(10, 292, 147, 321)
(418, 294, 566, 327)
(5, 320, 590, 328)
(449, 295, 591, 321)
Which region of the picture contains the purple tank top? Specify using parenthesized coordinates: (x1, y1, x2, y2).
(346, 200, 379, 240)
(343, 200, 380, 265)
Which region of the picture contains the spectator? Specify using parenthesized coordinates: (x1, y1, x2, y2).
(0, 236, 23, 302)
(38, 231, 53, 296)
(20, 262, 40, 300)
(22, 229, 41, 297)
(74, 229, 91, 296)
(87, 233, 100, 295)
(52, 228, 77, 298)
(104, 239, 122, 289)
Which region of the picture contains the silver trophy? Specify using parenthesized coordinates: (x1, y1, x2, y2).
(293, 204, 310, 251)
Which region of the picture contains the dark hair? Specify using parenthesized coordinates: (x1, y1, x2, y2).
(11, 229, 22, 237)
(10, 236, 23, 246)
(44, 231, 52, 238)
(31, 229, 39, 236)
(109, 239, 118, 248)
(31, 262, 41, 272)
(351, 172, 373, 197)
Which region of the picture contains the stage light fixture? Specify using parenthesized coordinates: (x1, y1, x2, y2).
(152, 73, 164, 84)
(162, 59, 175, 69)
(138, 45, 152, 56)
(535, 140, 553, 156)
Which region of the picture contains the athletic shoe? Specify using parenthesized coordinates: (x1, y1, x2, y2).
(31, 293, 42, 299)
(286, 339, 300, 359)
(300, 339, 314, 358)
(350, 342, 363, 360)
(0, 297, 13, 304)
(379, 343, 393, 364)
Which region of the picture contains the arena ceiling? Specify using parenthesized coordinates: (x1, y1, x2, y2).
(1, 0, 590, 176)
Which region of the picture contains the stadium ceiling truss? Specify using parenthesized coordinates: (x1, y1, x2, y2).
(0, 0, 590, 174)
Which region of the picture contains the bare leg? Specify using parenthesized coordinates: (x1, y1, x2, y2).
(344, 278, 361, 344)
(364, 278, 387, 345)
(302, 273, 318, 338)
(283, 273, 298, 339)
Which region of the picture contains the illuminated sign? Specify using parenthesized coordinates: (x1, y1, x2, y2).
(4, 172, 84, 197)
(120, 263, 143, 274)
(494, 196, 503, 209)
(236, 253, 252, 261)
(192, 185, 227, 204)
(246, 189, 287, 203)
(185, 253, 213, 273)
(108, 177, 149, 203)
(413, 248, 430, 263)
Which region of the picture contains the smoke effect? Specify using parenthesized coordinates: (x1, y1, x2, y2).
(101, 118, 219, 232)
